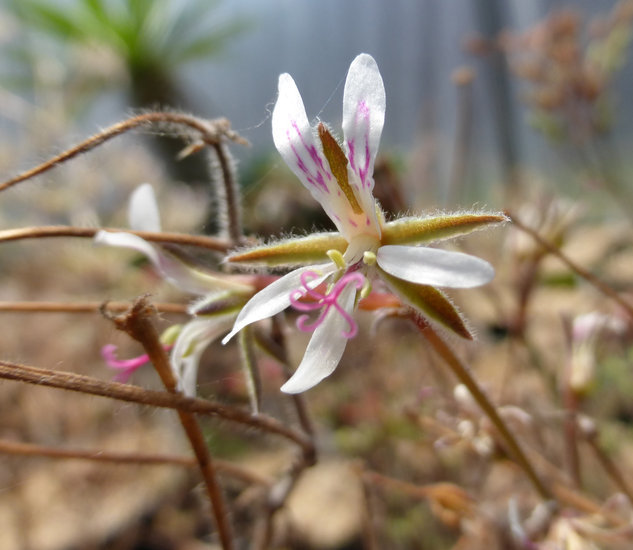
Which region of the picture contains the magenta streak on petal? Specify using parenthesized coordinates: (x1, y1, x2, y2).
(348, 218, 358, 228)
(292, 121, 332, 188)
(353, 101, 372, 189)
(366, 217, 371, 226)
(361, 138, 371, 188)
(290, 139, 329, 193)
(289, 271, 365, 338)
(347, 140, 356, 171)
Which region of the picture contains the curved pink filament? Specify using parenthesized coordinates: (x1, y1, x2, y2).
(290, 271, 365, 338)
(101, 343, 173, 383)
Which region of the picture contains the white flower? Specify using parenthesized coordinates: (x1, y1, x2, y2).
(96, 183, 253, 396)
(223, 54, 508, 394)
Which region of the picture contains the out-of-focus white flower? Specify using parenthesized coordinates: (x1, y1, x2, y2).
(96, 183, 253, 396)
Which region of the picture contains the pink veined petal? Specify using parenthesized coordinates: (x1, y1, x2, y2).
(272, 73, 375, 240)
(171, 315, 236, 397)
(376, 245, 495, 288)
(128, 183, 161, 232)
(342, 54, 385, 208)
(272, 75, 336, 210)
(94, 230, 227, 295)
(221, 264, 335, 345)
(280, 282, 357, 394)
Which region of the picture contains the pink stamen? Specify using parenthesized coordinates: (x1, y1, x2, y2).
(289, 271, 365, 338)
(101, 343, 173, 383)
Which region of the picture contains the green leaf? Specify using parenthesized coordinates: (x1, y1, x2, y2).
(173, 20, 250, 64)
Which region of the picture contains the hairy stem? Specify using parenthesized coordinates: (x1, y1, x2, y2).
(0, 225, 231, 252)
(0, 112, 247, 194)
(0, 359, 311, 451)
(0, 300, 187, 314)
(414, 315, 552, 501)
(210, 142, 244, 245)
(0, 438, 269, 486)
(105, 297, 234, 550)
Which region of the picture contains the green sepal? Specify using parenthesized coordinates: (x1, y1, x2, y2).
(228, 232, 348, 267)
(238, 326, 262, 415)
(382, 213, 508, 246)
(378, 268, 473, 340)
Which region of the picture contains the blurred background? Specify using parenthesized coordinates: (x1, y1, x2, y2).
(1, 0, 632, 210)
(2, 1, 633, 549)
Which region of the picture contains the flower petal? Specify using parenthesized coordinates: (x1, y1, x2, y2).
(377, 245, 495, 288)
(272, 72, 378, 240)
(342, 54, 385, 207)
(128, 183, 161, 232)
(95, 230, 226, 295)
(281, 281, 356, 394)
(172, 315, 235, 396)
(221, 264, 335, 344)
(272, 75, 336, 211)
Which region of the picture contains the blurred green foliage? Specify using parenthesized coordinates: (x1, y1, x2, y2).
(8, 0, 248, 107)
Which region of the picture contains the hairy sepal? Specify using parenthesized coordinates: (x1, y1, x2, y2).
(378, 268, 473, 340)
(382, 213, 509, 246)
(228, 232, 347, 267)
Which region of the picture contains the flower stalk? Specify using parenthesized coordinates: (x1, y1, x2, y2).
(104, 296, 235, 550)
(412, 314, 553, 501)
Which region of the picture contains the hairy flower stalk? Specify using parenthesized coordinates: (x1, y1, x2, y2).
(223, 54, 508, 393)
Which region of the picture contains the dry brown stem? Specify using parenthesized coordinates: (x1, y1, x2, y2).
(0, 300, 187, 314)
(0, 438, 270, 486)
(0, 359, 311, 450)
(0, 225, 232, 252)
(507, 210, 633, 319)
(104, 297, 235, 549)
(413, 314, 553, 501)
(0, 113, 247, 194)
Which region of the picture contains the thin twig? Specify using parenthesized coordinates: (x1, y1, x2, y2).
(0, 300, 187, 314)
(0, 438, 269, 486)
(561, 317, 582, 488)
(0, 112, 247, 194)
(210, 141, 244, 245)
(0, 225, 231, 252)
(105, 297, 234, 550)
(0, 359, 312, 451)
(507, 211, 633, 320)
(579, 418, 633, 504)
(413, 315, 553, 501)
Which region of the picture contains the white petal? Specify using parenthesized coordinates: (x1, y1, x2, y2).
(95, 230, 223, 295)
(221, 264, 335, 344)
(171, 315, 235, 397)
(280, 282, 356, 394)
(272, 75, 333, 203)
(272, 72, 375, 240)
(128, 183, 161, 232)
(376, 245, 495, 288)
(342, 54, 385, 195)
